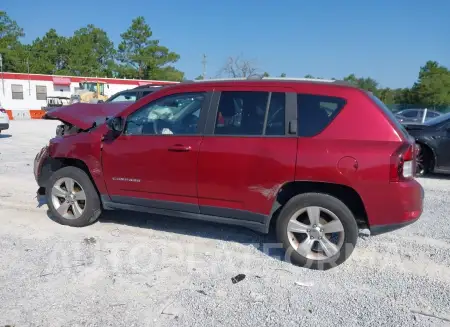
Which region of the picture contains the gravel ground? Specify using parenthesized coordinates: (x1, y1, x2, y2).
(0, 120, 449, 327)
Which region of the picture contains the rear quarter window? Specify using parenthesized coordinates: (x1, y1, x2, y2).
(297, 94, 346, 137)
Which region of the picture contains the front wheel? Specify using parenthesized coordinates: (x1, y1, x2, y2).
(416, 144, 432, 176)
(46, 166, 102, 227)
(276, 193, 358, 270)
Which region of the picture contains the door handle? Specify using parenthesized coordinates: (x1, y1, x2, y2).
(168, 144, 192, 152)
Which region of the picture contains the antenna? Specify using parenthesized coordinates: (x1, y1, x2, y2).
(201, 54, 207, 80)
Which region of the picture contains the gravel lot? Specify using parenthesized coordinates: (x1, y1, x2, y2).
(1, 120, 449, 327)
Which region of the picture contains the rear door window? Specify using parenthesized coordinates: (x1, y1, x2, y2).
(297, 94, 346, 137)
(426, 111, 440, 119)
(213, 91, 286, 136)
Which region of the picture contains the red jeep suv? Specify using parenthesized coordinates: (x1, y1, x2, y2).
(34, 76, 424, 270)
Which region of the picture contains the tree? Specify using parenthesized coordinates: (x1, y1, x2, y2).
(117, 16, 183, 81)
(66, 24, 116, 77)
(263, 72, 270, 77)
(280, 73, 286, 77)
(414, 61, 450, 106)
(219, 55, 258, 78)
(0, 11, 25, 71)
(29, 29, 70, 75)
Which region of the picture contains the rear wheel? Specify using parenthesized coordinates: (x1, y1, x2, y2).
(46, 166, 102, 227)
(276, 193, 358, 270)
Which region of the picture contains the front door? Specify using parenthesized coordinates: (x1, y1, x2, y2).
(101, 91, 210, 213)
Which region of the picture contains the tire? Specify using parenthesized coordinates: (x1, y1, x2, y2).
(276, 193, 358, 270)
(416, 144, 432, 176)
(46, 166, 102, 227)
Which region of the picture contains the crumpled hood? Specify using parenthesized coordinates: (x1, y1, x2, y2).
(43, 102, 130, 129)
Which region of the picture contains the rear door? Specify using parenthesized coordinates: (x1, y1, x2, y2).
(197, 86, 298, 223)
(435, 122, 450, 169)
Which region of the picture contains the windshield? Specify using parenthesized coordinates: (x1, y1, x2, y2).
(423, 112, 450, 126)
(107, 91, 138, 103)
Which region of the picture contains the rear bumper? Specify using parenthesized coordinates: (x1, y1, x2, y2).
(0, 123, 9, 130)
(369, 181, 424, 236)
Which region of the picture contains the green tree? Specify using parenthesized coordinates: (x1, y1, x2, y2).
(66, 24, 116, 77)
(0, 11, 25, 71)
(414, 61, 450, 106)
(280, 73, 286, 77)
(263, 72, 270, 77)
(29, 29, 70, 75)
(117, 16, 183, 81)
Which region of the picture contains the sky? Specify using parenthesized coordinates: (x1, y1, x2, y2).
(2, 0, 449, 88)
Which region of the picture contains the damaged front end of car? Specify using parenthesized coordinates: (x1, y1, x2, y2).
(34, 102, 131, 206)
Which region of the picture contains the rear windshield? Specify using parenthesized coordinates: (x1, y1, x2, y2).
(368, 93, 409, 138)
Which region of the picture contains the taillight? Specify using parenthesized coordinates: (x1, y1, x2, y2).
(390, 143, 415, 182)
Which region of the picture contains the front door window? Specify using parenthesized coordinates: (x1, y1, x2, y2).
(124, 92, 206, 135)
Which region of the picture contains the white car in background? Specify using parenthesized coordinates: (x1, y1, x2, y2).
(0, 102, 10, 133)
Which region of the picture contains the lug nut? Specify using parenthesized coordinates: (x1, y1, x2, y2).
(313, 225, 317, 228)
(307, 229, 311, 233)
(310, 236, 314, 239)
(319, 236, 322, 240)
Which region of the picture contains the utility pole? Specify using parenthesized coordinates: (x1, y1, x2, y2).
(201, 54, 207, 80)
(0, 54, 4, 96)
(26, 58, 31, 96)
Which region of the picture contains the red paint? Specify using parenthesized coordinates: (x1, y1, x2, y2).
(35, 79, 424, 231)
(102, 135, 202, 205)
(43, 102, 130, 129)
(198, 137, 297, 213)
(48, 128, 109, 195)
(2, 72, 179, 86)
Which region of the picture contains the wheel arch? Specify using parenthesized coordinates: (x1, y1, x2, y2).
(416, 141, 437, 171)
(44, 157, 103, 200)
(268, 180, 368, 230)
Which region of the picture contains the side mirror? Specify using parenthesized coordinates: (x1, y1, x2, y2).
(107, 117, 124, 134)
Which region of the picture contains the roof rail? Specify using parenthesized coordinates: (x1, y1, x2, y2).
(190, 76, 352, 85)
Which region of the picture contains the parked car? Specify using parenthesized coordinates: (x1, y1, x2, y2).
(403, 112, 450, 176)
(41, 96, 71, 112)
(34, 76, 424, 270)
(0, 102, 10, 133)
(395, 108, 441, 124)
(105, 85, 163, 103)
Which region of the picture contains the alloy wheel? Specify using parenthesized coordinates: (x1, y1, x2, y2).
(51, 177, 86, 219)
(286, 206, 345, 260)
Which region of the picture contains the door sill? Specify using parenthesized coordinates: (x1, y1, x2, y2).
(102, 200, 268, 234)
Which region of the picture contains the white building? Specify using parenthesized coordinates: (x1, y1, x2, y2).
(0, 72, 178, 110)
